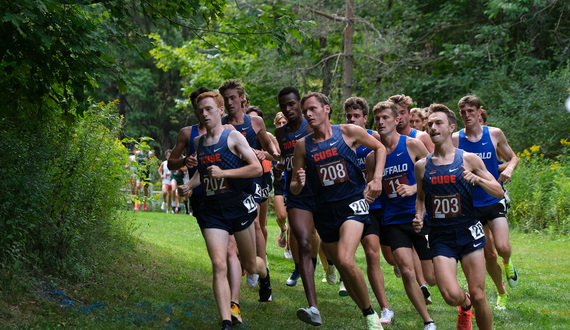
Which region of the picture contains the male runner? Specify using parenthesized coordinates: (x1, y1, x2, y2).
(290, 92, 386, 329)
(410, 108, 426, 131)
(453, 95, 519, 310)
(219, 79, 278, 293)
(274, 87, 322, 325)
(388, 94, 435, 303)
(183, 91, 270, 330)
(415, 103, 503, 330)
(344, 97, 394, 324)
(366, 101, 435, 330)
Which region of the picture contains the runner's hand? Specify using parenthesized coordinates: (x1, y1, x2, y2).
(413, 214, 424, 233)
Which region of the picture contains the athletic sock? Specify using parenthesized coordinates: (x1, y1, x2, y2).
(424, 321, 434, 326)
(362, 306, 374, 317)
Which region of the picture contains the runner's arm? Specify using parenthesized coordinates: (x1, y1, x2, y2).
(290, 138, 307, 195)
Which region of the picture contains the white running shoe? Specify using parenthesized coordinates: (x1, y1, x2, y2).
(424, 322, 436, 330)
(284, 249, 293, 259)
(380, 307, 394, 324)
(338, 280, 348, 296)
(326, 264, 337, 285)
(297, 306, 322, 326)
(161, 201, 166, 210)
(246, 273, 259, 288)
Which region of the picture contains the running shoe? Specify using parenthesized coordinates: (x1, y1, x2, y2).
(496, 293, 508, 310)
(421, 284, 433, 305)
(326, 264, 337, 285)
(258, 268, 272, 302)
(393, 265, 401, 278)
(296, 306, 322, 326)
(278, 229, 287, 248)
(284, 249, 293, 259)
(456, 304, 474, 330)
(230, 301, 242, 325)
(286, 268, 300, 287)
(424, 322, 436, 330)
(503, 259, 519, 288)
(380, 307, 394, 324)
(161, 201, 166, 210)
(338, 279, 348, 297)
(365, 311, 383, 330)
(221, 321, 232, 330)
(246, 273, 259, 288)
(142, 202, 147, 211)
(322, 274, 328, 283)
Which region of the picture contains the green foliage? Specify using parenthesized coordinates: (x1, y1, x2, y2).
(0, 100, 135, 290)
(508, 142, 570, 234)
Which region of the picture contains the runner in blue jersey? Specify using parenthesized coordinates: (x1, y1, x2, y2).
(410, 108, 426, 131)
(183, 91, 270, 330)
(274, 87, 323, 326)
(290, 92, 387, 330)
(219, 79, 279, 294)
(452, 95, 519, 310)
(366, 101, 434, 330)
(388, 95, 435, 301)
(389, 94, 434, 153)
(414, 104, 503, 330)
(344, 96, 394, 324)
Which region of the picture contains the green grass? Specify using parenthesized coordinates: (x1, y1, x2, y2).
(4, 211, 570, 329)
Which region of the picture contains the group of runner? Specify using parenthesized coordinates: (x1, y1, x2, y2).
(164, 82, 519, 330)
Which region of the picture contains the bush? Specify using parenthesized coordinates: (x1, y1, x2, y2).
(507, 141, 570, 235)
(0, 100, 135, 293)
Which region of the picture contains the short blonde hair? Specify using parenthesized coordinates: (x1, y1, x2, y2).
(274, 112, 286, 126)
(410, 108, 425, 120)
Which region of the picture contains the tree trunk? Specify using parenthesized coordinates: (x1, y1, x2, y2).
(343, 0, 354, 101)
(320, 36, 332, 96)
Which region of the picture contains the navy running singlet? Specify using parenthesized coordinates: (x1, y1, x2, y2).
(381, 135, 416, 225)
(305, 125, 365, 204)
(422, 149, 475, 227)
(457, 126, 501, 207)
(188, 125, 203, 195)
(279, 118, 313, 199)
(222, 114, 260, 150)
(197, 130, 249, 202)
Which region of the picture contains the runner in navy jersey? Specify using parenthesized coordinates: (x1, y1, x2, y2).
(452, 95, 519, 310)
(219, 79, 279, 292)
(343, 96, 393, 325)
(183, 91, 270, 330)
(366, 101, 434, 330)
(172, 87, 245, 326)
(290, 92, 387, 330)
(414, 104, 503, 330)
(274, 87, 323, 326)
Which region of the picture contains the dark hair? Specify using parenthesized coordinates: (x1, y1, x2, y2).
(458, 95, 482, 110)
(246, 106, 264, 118)
(190, 87, 212, 109)
(219, 79, 245, 97)
(278, 87, 301, 101)
(344, 97, 369, 117)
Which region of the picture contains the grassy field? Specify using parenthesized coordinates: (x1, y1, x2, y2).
(8, 211, 570, 329)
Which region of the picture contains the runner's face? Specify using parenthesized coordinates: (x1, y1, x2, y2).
(222, 88, 244, 114)
(345, 108, 367, 128)
(198, 97, 224, 128)
(279, 93, 301, 122)
(302, 96, 329, 128)
(459, 104, 480, 127)
(276, 117, 288, 128)
(410, 113, 423, 130)
(374, 109, 398, 136)
(396, 104, 410, 130)
(427, 112, 454, 145)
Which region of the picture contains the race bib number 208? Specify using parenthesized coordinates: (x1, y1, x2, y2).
(317, 159, 348, 186)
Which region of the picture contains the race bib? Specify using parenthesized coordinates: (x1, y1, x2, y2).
(431, 193, 461, 219)
(283, 154, 294, 171)
(202, 174, 229, 196)
(243, 195, 257, 213)
(468, 221, 485, 240)
(382, 174, 408, 198)
(349, 199, 369, 215)
(317, 159, 348, 186)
